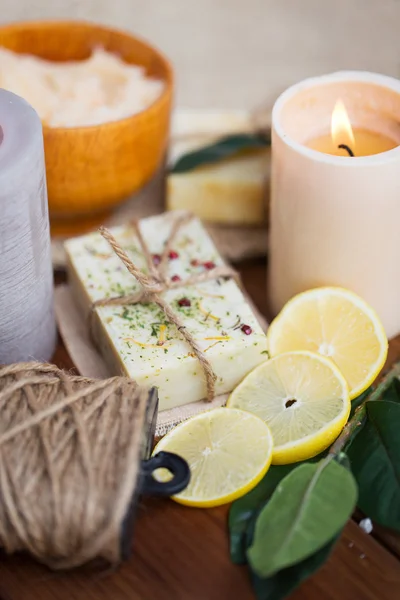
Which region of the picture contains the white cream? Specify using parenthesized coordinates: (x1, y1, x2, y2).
(0, 47, 164, 127)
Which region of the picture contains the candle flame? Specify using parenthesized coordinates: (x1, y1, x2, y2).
(331, 99, 355, 150)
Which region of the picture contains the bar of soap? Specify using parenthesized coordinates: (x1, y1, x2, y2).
(65, 212, 268, 411)
(171, 108, 255, 140)
(167, 149, 270, 225)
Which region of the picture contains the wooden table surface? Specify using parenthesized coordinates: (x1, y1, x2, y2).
(0, 258, 399, 600)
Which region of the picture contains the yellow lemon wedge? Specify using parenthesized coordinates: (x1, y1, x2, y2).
(153, 407, 273, 507)
(267, 287, 388, 399)
(227, 351, 350, 464)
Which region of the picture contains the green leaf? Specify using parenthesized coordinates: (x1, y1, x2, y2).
(170, 132, 271, 174)
(245, 509, 341, 600)
(244, 455, 349, 600)
(247, 459, 358, 577)
(229, 454, 326, 565)
(229, 464, 296, 564)
(380, 378, 400, 405)
(347, 400, 400, 531)
(336, 451, 351, 470)
(250, 535, 340, 600)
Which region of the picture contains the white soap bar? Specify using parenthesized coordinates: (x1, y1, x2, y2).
(169, 107, 271, 166)
(65, 212, 268, 411)
(167, 149, 270, 225)
(171, 108, 254, 139)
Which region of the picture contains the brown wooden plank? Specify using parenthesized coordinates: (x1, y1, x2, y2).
(354, 511, 400, 561)
(0, 506, 399, 600)
(0, 261, 393, 600)
(367, 523, 400, 561)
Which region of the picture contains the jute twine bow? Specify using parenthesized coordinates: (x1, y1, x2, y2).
(0, 362, 153, 570)
(93, 213, 240, 400)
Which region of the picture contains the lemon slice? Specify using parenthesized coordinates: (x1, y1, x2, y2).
(227, 351, 350, 464)
(267, 287, 388, 399)
(153, 407, 273, 507)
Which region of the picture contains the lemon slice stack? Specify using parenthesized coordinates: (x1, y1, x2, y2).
(155, 287, 388, 507)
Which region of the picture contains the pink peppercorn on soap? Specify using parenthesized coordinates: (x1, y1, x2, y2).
(65, 212, 267, 410)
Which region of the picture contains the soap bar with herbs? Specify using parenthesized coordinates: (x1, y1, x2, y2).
(167, 149, 270, 225)
(168, 108, 271, 225)
(65, 212, 268, 411)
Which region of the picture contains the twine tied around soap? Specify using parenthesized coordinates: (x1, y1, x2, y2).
(0, 361, 153, 570)
(91, 212, 240, 400)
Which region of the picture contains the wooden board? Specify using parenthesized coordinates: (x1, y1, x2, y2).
(0, 259, 399, 600)
(0, 495, 399, 600)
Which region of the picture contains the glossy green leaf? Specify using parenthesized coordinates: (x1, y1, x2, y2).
(244, 455, 349, 600)
(170, 132, 271, 174)
(336, 451, 351, 470)
(347, 400, 400, 531)
(244, 511, 341, 600)
(229, 454, 326, 565)
(247, 459, 357, 577)
(380, 378, 400, 405)
(250, 535, 340, 600)
(229, 464, 296, 564)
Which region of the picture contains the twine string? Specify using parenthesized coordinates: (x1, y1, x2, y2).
(0, 362, 147, 569)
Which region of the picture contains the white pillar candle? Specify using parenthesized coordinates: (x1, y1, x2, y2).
(0, 89, 56, 362)
(268, 71, 400, 338)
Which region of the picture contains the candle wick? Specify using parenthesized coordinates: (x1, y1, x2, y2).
(338, 144, 354, 157)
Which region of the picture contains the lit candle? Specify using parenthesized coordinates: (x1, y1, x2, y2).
(268, 71, 400, 338)
(0, 89, 56, 362)
(308, 99, 397, 157)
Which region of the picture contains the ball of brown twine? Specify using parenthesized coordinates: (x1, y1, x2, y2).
(0, 362, 154, 570)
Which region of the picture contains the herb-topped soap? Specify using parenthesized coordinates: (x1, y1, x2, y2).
(65, 211, 268, 410)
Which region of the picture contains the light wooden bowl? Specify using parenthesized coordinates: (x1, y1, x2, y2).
(0, 20, 173, 233)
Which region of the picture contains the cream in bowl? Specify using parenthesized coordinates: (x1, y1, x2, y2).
(0, 20, 173, 234)
(0, 46, 164, 128)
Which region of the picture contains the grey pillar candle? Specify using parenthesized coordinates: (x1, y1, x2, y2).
(0, 89, 56, 363)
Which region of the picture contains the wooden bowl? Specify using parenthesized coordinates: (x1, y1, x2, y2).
(0, 20, 173, 233)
